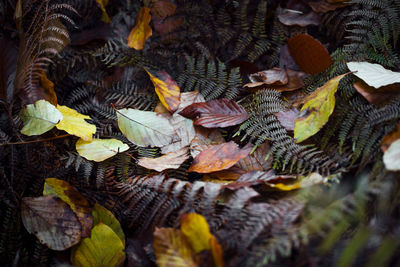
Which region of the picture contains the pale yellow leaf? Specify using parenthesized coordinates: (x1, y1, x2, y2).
(56, 105, 96, 141)
(76, 138, 129, 162)
(138, 148, 188, 171)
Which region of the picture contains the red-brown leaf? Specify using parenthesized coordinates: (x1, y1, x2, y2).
(179, 99, 249, 128)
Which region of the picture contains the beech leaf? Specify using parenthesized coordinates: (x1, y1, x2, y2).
(76, 138, 129, 162)
(294, 73, 348, 142)
(190, 127, 225, 158)
(347, 61, 400, 88)
(138, 148, 189, 172)
(21, 196, 82, 251)
(180, 99, 249, 128)
(56, 105, 96, 141)
(117, 108, 177, 147)
(92, 203, 125, 246)
(383, 139, 400, 171)
(127, 7, 152, 50)
(20, 99, 63, 136)
(180, 213, 213, 253)
(39, 71, 57, 105)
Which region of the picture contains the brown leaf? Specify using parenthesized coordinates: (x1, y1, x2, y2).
(151, 0, 176, 19)
(21, 196, 82, 251)
(275, 108, 299, 131)
(288, 34, 333, 74)
(138, 148, 189, 172)
(180, 99, 249, 128)
(245, 69, 305, 92)
(153, 16, 182, 36)
(128, 7, 152, 50)
(188, 142, 252, 173)
(381, 123, 400, 152)
(235, 142, 272, 172)
(248, 68, 288, 86)
(190, 127, 225, 158)
(308, 1, 349, 13)
(278, 11, 320, 27)
(39, 71, 57, 106)
(353, 80, 400, 105)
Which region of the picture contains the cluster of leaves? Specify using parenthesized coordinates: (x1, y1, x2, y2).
(1, 0, 400, 266)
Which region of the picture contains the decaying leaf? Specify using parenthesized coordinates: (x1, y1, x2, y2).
(308, 1, 350, 13)
(180, 99, 249, 128)
(248, 68, 288, 86)
(76, 138, 129, 162)
(96, 0, 111, 23)
(235, 142, 272, 172)
(146, 69, 181, 113)
(383, 139, 400, 171)
(138, 148, 189, 172)
(347, 61, 400, 88)
(151, 0, 176, 19)
(294, 73, 348, 143)
(275, 108, 299, 131)
(381, 124, 400, 152)
(21, 196, 82, 251)
(44, 178, 93, 238)
(288, 34, 333, 74)
(128, 7, 152, 50)
(117, 108, 178, 147)
(188, 141, 252, 173)
(56, 105, 96, 141)
(20, 99, 63, 136)
(71, 223, 126, 267)
(245, 69, 305, 92)
(353, 80, 400, 105)
(190, 127, 225, 158)
(92, 203, 125, 246)
(278, 11, 320, 27)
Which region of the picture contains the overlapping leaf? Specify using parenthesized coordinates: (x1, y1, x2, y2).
(92, 203, 125, 246)
(76, 138, 129, 162)
(56, 105, 96, 141)
(383, 139, 400, 171)
(128, 7, 152, 50)
(138, 148, 189, 172)
(347, 61, 400, 88)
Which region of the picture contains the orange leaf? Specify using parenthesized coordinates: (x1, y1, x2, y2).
(353, 80, 400, 105)
(146, 69, 181, 112)
(188, 142, 252, 173)
(210, 236, 224, 267)
(128, 7, 152, 50)
(381, 123, 400, 152)
(39, 71, 57, 106)
(288, 34, 333, 74)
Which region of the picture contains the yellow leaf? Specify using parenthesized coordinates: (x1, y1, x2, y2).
(146, 69, 181, 112)
(153, 228, 197, 267)
(127, 7, 152, 50)
(95, 0, 111, 23)
(180, 213, 212, 253)
(268, 172, 328, 191)
(44, 178, 93, 238)
(294, 73, 348, 142)
(39, 71, 57, 106)
(76, 138, 129, 162)
(56, 105, 96, 141)
(71, 223, 125, 267)
(210, 236, 224, 267)
(92, 203, 125, 246)
(20, 99, 63, 136)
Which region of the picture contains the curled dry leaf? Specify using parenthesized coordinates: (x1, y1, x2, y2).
(248, 68, 288, 86)
(44, 178, 93, 238)
(347, 61, 400, 88)
(20, 99, 63, 136)
(76, 138, 129, 162)
(138, 148, 189, 172)
(278, 11, 320, 27)
(21, 196, 82, 251)
(245, 69, 305, 92)
(188, 141, 252, 173)
(180, 99, 249, 128)
(56, 105, 96, 141)
(92, 203, 125, 246)
(383, 139, 400, 171)
(294, 73, 348, 143)
(288, 34, 333, 74)
(146, 69, 181, 113)
(127, 7, 152, 50)
(353, 80, 400, 105)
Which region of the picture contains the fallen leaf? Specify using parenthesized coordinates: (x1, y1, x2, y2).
(268, 172, 327, 191)
(353, 80, 400, 105)
(235, 142, 272, 172)
(44, 178, 93, 238)
(245, 69, 305, 92)
(308, 1, 349, 13)
(153, 228, 197, 267)
(278, 11, 320, 27)
(95, 0, 111, 23)
(117, 108, 178, 147)
(180, 99, 249, 128)
(294, 73, 348, 142)
(92, 203, 125, 246)
(39, 71, 57, 106)
(71, 223, 126, 267)
(21, 196, 82, 251)
(383, 139, 400, 171)
(248, 68, 288, 86)
(188, 142, 252, 173)
(288, 34, 333, 74)
(138, 148, 189, 172)
(56, 105, 96, 141)
(146, 69, 181, 113)
(20, 99, 63, 136)
(76, 138, 129, 162)
(190, 127, 225, 158)
(347, 61, 400, 88)
(381, 124, 400, 152)
(128, 7, 152, 50)
(151, 0, 176, 19)
(275, 108, 299, 131)
(153, 16, 183, 35)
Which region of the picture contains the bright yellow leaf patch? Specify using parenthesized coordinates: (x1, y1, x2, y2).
(92, 203, 125, 246)
(95, 0, 111, 23)
(128, 7, 152, 50)
(180, 213, 213, 253)
(56, 105, 96, 141)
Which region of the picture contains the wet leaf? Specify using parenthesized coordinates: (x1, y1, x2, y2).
(383, 139, 400, 171)
(117, 108, 178, 147)
(188, 142, 252, 173)
(92, 203, 125, 246)
(95, 0, 111, 23)
(56, 105, 96, 141)
(294, 73, 348, 142)
(180, 99, 249, 128)
(235, 142, 272, 172)
(76, 138, 129, 162)
(20, 99, 63, 136)
(347, 61, 400, 88)
(146, 69, 181, 113)
(278, 11, 320, 27)
(21, 196, 81, 251)
(128, 7, 152, 50)
(71, 223, 126, 267)
(288, 34, 333, 74)
(44, 178, 93, 238)
(138, 148, 189, 172)
(190, 127, 225, 158)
